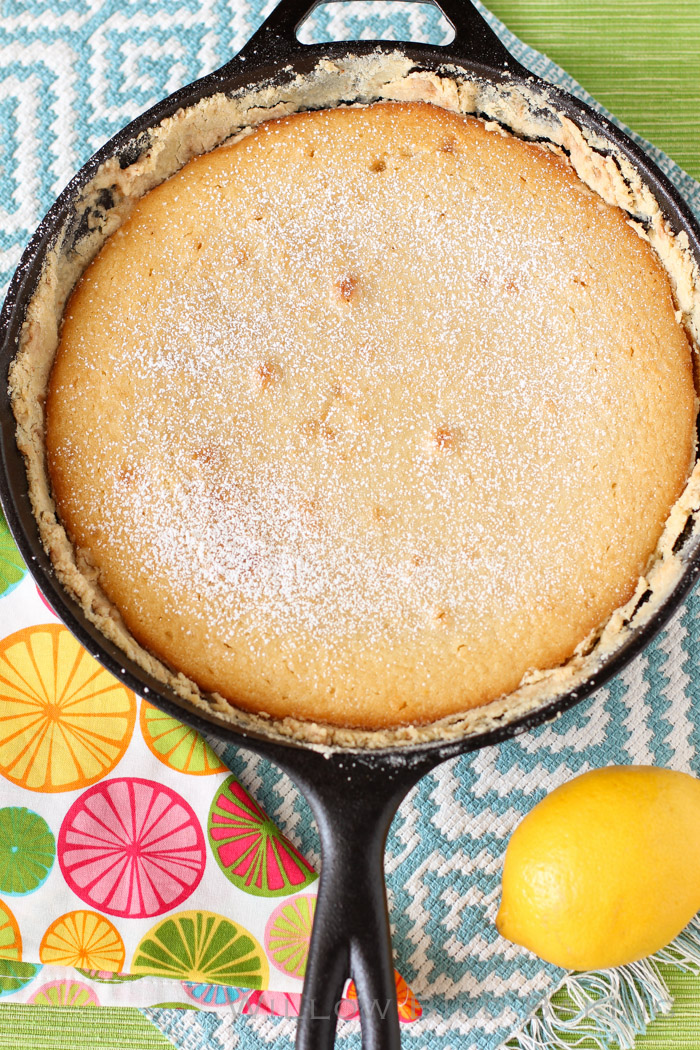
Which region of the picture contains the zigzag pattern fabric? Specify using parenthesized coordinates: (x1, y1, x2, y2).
(2, 2, 700, 1049)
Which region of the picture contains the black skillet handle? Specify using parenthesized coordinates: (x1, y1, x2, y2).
(299, 783, 399, 1049)
(237, 0, 521, 73)
(279, 749, 436, 1050)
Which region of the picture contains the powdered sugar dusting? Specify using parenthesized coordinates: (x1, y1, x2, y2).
(47, 102, 695, 725)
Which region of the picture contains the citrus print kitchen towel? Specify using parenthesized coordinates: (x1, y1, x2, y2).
(0, 511, 419, 1019)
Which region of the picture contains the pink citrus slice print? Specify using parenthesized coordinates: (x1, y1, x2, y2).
(58, 778, 206, 918)
(29, 980, 99, 1006)
(243, 991, 358, 1021)
(244, 990, 302, 1018)
(76, 969, 142, 984)
(208, 776, 317, 897)
(35, 586, 55, 616)
(265, 894, 315, 979)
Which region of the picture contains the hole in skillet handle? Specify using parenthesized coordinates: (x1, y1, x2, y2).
(297, 1, 457, 47)
(235, 0, 524, 73)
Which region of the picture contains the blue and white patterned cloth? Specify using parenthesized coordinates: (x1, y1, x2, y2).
(2, 2, 700, 1049)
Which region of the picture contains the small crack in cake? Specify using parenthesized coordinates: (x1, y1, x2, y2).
(44, 100, 696, 729)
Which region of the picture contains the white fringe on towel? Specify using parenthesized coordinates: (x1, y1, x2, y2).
(504, 916, 700, 1050)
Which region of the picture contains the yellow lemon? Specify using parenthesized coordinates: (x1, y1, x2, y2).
(496, 765, 700, 970)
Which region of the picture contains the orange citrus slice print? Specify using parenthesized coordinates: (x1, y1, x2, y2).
(40, 910, 125, 971)
(0, 899, 21, 963)
(0, 901, 39, 998)
(347, 970, 422, 1022)
(0, 625, 136, 792)
(140, 700, 226, 775)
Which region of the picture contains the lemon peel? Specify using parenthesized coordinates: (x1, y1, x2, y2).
(496, 765, 700, 970)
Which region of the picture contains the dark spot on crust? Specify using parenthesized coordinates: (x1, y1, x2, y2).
(431, 425, 458, 452)
(334, 274, 358, 302)
(257, 360, 282, 390)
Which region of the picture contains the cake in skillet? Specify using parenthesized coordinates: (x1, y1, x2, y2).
(44, 101, 696, 730)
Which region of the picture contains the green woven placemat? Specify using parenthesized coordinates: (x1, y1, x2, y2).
(635, 968, 700, 1050)
(539, 966, 700, 1049)
(488, 0, 700, 181)
(0, 1006, 173, 1050)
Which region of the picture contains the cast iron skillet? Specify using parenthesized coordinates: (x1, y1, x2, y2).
(2, 0, 700, 1047)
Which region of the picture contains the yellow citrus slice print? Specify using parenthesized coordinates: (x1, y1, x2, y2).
(0, 899, 21, 963)
(40, 910, 125, 971)
(140, 700, 226, 775)
(0, 625, 136, 792)
(132, 911, 268, 989)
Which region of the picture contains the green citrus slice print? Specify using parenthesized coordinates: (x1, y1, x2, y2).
(140, 700, 226, 775)
(150, 1002, 199, 1011)
(0, 961, 40, 998)
(208, 776, 317, 897)
(265, 894, 315, 979)
(29, 980, 99, 1006)
(0, 807, 55, 895)
(131, 911, 268, 989)
(0, 509, 26, 599)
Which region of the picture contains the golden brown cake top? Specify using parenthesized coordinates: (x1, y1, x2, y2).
(46, 101, 696, 730)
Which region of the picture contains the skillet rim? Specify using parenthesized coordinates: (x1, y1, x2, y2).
(2, 31, 700, 768)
